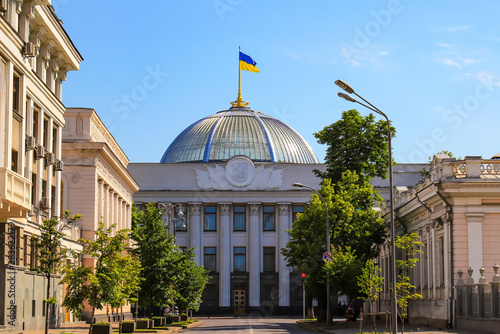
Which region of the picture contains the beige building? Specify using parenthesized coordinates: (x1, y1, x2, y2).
(62, 107, 139, 323)
(0, 1, 82, 332)
(375, 154, 500, 332)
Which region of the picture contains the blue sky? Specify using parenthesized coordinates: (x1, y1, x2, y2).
(55, 1, 500, 163)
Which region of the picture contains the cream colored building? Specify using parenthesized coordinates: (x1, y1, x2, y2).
(62, 107, 139, 323)
(375, 154, 500, 332)
(0, 1, 82, 332)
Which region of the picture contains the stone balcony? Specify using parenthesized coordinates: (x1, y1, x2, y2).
(0, 167, 31, 218)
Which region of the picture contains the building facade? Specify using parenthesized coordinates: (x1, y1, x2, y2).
(0, 1, 82, 332)
(129, 104, 426, 315)
(375, 154, 500, 332)
(62, 107, 139, 323)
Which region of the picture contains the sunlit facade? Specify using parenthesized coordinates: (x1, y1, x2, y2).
(0, 1, 82, 332)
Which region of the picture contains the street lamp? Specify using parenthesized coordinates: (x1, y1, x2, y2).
(292, 182, 331, 325)
(335, 79, 398, 334)
(158, 203, 186, 238)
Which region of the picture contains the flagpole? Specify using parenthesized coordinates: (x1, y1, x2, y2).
(232, 46, 248, 108)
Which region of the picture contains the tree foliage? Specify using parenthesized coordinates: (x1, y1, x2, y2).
(30, 211, 81, 334)
(314, 109, 395, 184)
(357, 259, 384, 332)
(172, 249, 210, 312)
(394, 233, 424, 326)
(131, 203, 180, 310)
(61, 223, 140, 334)
(132, 203, 210, 313)
(282, 172, 386, 319)
(324, 246, 364, 298)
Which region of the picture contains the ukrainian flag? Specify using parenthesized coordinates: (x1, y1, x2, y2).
(239, 52, 259, 73)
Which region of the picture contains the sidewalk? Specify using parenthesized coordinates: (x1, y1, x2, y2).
(24, 321, 186, 334)
(299, 317, 489, 334)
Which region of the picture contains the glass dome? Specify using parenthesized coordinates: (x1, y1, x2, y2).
(160, 106, 318, 164)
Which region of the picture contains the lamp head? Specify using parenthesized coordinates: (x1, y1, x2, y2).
(338, 92, 357, 103)
(335, 79, 355, 94)
(292, 183, 304, 188)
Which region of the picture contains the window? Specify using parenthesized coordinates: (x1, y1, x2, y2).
(174, 205, 187, 232)
(11, 115, 21, 173)
(204, 247, 216, 272)
(263, 205, 275, 231)
(31, 172, 37, 206)
(204, 205, 216, 231)
(263, 247, 276, 272)
(12, 73, 20, 115)
(202, 284, 218, 302)
(263, 285, 276, 302)
(292, 205, 305, 222)
(234, 247, 246, 272)
(233, 205, 246, 231)
(33, 108, 39, 142)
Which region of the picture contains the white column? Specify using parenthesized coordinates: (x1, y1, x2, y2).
(98, 180, 104, 222)
(54, 126, 62, 217)
(443, 216, 451, 301)
(248, 203, 261, 307)
(188, 203, 202, 265)
(426, 226, 431, 299)
(431, 225, 436, 299)
(219, 203, 232, 307)
(466, 213, 484, 282)
(278, 203, 291, 306)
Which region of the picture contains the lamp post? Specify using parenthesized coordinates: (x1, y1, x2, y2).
(335, 79, 398, 334)
(158, 203, 186, 238)
(292, 182, 331, 325)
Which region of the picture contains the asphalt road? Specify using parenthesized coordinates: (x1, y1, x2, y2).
(184, 317, 315, 333)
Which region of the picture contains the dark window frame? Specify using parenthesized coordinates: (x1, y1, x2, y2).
(204, 205, 217, 231)
(204, 246, 217, 272)
(263, 205, 276, 231)
(233, 246, 246, 272)
(233, 205, 246, 231)
(263, 246, 276, 272)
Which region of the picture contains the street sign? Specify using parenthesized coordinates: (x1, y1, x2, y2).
(323, 251, 334, 262)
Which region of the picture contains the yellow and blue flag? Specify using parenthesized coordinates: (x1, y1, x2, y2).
(239, 52, 259, 73)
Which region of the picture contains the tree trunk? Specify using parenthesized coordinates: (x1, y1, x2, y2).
(88, 307, 96, 334)
(45, 273, 51, 334)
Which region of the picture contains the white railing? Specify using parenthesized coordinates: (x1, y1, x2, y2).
(0, 167, 31, 211)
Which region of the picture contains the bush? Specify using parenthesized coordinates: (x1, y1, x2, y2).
(94, 322, 110, 325)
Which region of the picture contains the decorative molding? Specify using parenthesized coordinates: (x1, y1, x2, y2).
(278, 204, 289, 216)
(220, 204, 231, 216)
(193, 156, 286, 191)
(189, 204, 201, 216)
(95, 159, 133, 203)
(249, 203, 260, 216)
(71, 172, 80, 184)
(466, 213, 484, 223)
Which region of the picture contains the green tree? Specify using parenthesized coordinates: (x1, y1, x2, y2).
(314, 109, 395, 185)
(394, 233, 424, 332)
(30, 211, 81, 334)
(282, 172, 386, 321)
(131, 203, 178, 314)
(324, 246, 364, 298)
(61, 223, 138, 334)
(172, 249, 210, 312)
(358, 259, 384, 333)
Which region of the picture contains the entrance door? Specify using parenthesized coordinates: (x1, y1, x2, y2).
(234, 285, 246, 314)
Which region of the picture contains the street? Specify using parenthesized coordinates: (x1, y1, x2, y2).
(184, 317, 314, 333)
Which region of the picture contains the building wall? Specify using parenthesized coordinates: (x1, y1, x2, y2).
(377, 155, 500, 331)
(129, 159, 426, 315)
(62, 108, 139, 323)
(0, 1, 82, 332)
